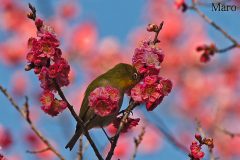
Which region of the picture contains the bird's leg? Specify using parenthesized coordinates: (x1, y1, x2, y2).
(118, 98, 134, 115)
(118, 109, 133, 116)
(118, 110, 125, 115)
(101, 127, 114, 144)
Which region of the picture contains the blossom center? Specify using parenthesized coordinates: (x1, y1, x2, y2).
(42, 43, 51, 53)
(145, 53, 159, 66)
(145, 86, 155, 94)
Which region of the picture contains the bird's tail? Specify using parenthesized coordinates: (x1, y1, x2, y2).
(65, 128, 83, 151)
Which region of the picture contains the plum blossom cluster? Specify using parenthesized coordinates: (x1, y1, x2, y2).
(88, 86, 120, 117)
(132, 41, 164, 76)
(189, 134, 214, 160)
(40, 91, 67, 116)
(189, 141, 204, 160)
(196, 44, 216, 63)
(131, 41, 172, 111)
(25, 17, 70, 116)
(131, 75, 172, 111)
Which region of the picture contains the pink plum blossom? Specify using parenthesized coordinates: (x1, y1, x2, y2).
(131, 75, 172, 111)
(88, 86, 120, 117)
(132, 41, 164, 76)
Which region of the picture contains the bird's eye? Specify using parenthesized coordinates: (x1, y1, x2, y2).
(132, 73, 138, 80)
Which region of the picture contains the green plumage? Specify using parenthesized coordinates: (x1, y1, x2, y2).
(65, 63, 140, 150)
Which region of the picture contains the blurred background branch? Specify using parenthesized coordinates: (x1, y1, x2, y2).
(0, 85, 64, 160)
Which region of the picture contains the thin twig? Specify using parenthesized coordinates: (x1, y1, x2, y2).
(152, 21, 164, 44)
(196, 121, 216, 160)
(23, 96, 31, 123)
(26, 147, 50, 154)
(216, 44, 237, 53)
(131, 127, 145, 160)
(101, 127, 112, 143)
(105, 101, 139, 160)
(217, 126, 240, 138)
(196, 120, 206, 138)
(0, 85, 65, 160)
(78, 135, 83, 160)
(194, 0, 229, 7)
(189, 1, 239, 46)
(82, 141, 90, 153)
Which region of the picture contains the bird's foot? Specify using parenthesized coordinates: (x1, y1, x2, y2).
(118, 109, 133, 116)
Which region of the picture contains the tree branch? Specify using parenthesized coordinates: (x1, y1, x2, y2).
(54, 81, 103, 160)
(0, 85, 65, 160)
(216, 44, 237, 53)
(188, 1, 239, 54)
(131, 127, 145, 160)
(26, 3, 103, 159)
(189, 2, 238, 45)
(217, 126, 240, 138)
(105, 100, 139, 160)
(153, 21, 164, 44)
(77, 135, 83, 160)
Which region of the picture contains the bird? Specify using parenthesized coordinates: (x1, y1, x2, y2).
(65, 63, 140, 150)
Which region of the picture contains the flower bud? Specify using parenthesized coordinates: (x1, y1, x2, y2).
(34, 67, 41, 74)
(147, 24, 159, 32)
(195, 133, 202, 142)
(203, 138, 214, 149)
(35, 18, 43, 30)
(200, 53, 210, 63)
(24, 63, 34, 71)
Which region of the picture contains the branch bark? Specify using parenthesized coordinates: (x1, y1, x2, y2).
(105, 101, 139, 160)
(131, 127, 145, 160)
(54, 81, 103, 160)
(77, 135, 83, 160)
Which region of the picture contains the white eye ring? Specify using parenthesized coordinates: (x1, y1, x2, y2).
(133, 73, 138, 80)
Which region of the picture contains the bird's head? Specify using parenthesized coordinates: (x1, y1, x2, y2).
(106, 63, 141, 92)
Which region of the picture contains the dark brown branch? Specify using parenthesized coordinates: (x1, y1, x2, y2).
(216, 44, 237, 53)
(105, 101, 139, 160)
(153, 21, 164, 45)
(54, 81, 103, 160)
(27, 4, 103, 159)
(0, 85, 64, 160)
(23, 96, 31, 123)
